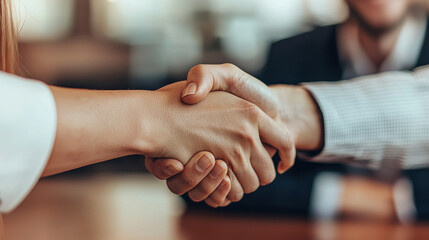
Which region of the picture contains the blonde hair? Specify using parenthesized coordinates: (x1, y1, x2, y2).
(0, 0, 19, 74)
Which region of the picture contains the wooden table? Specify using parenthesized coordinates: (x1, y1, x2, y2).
(2, 174, 429, 240)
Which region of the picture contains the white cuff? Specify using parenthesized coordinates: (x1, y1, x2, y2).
(0, 72, 57, 213)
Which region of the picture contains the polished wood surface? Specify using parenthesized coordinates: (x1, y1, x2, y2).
(0, 214, 4, 239)
(3, 174, 429, 240)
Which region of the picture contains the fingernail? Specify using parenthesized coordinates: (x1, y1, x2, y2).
(196, 155, 212, 172)
(210, 163, 225, 178)
(165, 164, 179, 176)
(182, 83, 197, 97)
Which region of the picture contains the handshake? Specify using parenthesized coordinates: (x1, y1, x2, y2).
(143, 64, 324, 207)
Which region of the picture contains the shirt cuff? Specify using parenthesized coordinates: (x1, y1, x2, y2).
(299, 71, 423, 169)
(0, 72, 57, 213)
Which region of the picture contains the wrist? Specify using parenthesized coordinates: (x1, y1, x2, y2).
(125, 90, 164, 156)
(270, 85, 323, 151)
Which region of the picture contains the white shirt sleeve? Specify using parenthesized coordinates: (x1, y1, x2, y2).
(301, 66, 429, 169)
(0, 72, 57, 213)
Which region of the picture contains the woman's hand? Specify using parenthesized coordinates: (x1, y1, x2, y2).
(139, 81, 295, 200)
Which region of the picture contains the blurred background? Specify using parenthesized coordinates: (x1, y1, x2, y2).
(16, 0, 348, 90)
(5, 1, 429, 239)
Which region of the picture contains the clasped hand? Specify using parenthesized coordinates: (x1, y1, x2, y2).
(145, 64, 296, 207)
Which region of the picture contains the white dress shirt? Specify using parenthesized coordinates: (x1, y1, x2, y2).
(0, 72, 57, 213)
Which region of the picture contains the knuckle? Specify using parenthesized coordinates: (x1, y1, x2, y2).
(196, 185, 211, 197)
(221, 63, 238, 73)
(187, 64, 206, 80)
(222, 63, 236, 68)
(284, 158, 296, 170)
(245, 103, 263, 120)
(237, 130, 256, 147)
(260, 170, 276, 186)
(280, 135, 294, 153)
(181, 174, 198, 188)
(230, 146, 244, 160)
(234, 121, 250, 135)
(243, 182, 259, 194)
(189, 64, 205, 74)
(221, 63, 240, 78)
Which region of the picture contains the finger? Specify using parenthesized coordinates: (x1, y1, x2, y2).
(220, 199, 232, 207)
(227, 148, 260, 194)
(182, 64, 281, 118)
(250, 143, 276, 186)
(145, 157, 184, 180)
(166, 152, 215, 195)
(258, 112, 296, 174)
(205, 176, 232, 207)
(226, 168, 244, 202)
(263, 144, 277, 158)
(188, 160, 228, 202)
(144, 156, 155, 174)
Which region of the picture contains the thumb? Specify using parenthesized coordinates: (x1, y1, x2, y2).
(145, 157, 184, 180)
(181, 64, 281, 118)
(181, 64, 230, 105)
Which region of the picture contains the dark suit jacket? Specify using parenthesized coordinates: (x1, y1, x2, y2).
(261, 24, 429, 84)
(184, 23, 429, 220)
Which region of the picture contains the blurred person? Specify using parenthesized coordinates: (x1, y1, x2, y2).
(148, 0, 429, 221)
(0, 0, 297, 219)
(258, 0, 429, 221)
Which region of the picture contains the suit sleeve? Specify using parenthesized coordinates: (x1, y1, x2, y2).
(301, 67, 429, 169)
(0, 72, 57, 213)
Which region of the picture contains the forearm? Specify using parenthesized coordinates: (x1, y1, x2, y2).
(45, 87, 155, 176)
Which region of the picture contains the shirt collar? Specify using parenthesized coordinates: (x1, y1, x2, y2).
(338, 14, 427, 79)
